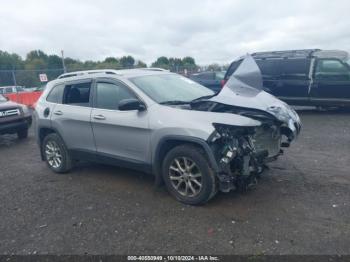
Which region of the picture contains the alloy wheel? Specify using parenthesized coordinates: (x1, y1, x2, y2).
(169, 157, 202, 197)
(45, 140, 62, 169)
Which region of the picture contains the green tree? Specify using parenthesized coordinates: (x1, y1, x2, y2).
(104, 57, 119, 64)
(135, 60, 147, 68)
(120, 56, 135, 68)
(182, 56, 196, 66)
(151, 56, 170, 69)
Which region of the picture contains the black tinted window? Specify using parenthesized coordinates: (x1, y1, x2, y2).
(256, 59, 280, 77)
(63, 82, 91, 106)
(95, 82, 136, 110)
(279, 58, 310, 76)
(46, 84, 65, 103)
(256, 58, 310, 79)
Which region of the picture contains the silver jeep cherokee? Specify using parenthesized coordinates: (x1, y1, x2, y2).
(34, 55, 301, 205)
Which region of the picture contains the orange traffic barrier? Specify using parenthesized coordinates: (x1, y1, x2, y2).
(5, 91, 43, 108)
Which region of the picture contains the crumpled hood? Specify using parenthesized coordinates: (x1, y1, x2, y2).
(209, 55, 301, 138)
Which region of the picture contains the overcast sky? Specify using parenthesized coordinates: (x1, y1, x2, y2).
(0, 0, 349, 65)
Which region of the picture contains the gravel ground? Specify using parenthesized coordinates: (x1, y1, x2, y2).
(0, 109, 349, 255)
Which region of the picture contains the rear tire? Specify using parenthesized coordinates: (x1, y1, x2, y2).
(17, 128, 28, 139)
(162, 145, 218, 205)
(42, 133, 72, 173)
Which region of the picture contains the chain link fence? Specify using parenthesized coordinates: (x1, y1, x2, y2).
(0, 65, 218, 90)
(0, 69, 64, 89)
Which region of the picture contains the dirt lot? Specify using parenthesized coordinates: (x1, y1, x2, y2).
(0, 109, 349, 255)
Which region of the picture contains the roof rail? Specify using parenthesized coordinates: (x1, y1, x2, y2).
(251, 49, 321, 59)
(57, 69, 121, 79)
(139, 67, 169, 72)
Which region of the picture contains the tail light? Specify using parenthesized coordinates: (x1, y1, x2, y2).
(220, 79, 227, 88)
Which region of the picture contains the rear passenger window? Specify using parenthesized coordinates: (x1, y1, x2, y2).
(63, 82, 91, 107)
(279, 58, 310, 78)
(256, 59, 280, 77)
(46, 84, 65, 103)
(95, 82, 137, 110)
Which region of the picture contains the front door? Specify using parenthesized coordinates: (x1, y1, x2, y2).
(310, 59, 350, 105)
(91, 79, 150, 166)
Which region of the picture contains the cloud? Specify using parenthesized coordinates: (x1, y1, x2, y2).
(0, 0, 349, 65)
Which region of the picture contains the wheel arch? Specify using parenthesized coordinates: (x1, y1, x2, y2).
(152, 135, 220, 187)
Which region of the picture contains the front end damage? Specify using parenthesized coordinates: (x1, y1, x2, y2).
(208, 123, 274, 192)
(193, 54, 302, 193)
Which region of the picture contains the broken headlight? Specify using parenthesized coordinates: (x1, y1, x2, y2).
(266, 105, 291, 122)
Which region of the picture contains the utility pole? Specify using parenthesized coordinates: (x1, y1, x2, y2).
(61, 50, 67, 73)
(11, 69, 17, 86)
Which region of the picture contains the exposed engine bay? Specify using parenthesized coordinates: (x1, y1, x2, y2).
(185, 55, 302, 192)
(191, 101, 291, 192)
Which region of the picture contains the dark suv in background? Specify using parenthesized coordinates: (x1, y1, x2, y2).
(189, 71, 225, 92)
(223, 49, 350, 107)
(0, 94, 32, 139)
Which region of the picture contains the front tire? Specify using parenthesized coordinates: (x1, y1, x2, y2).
(42, 133, 72, 173)
(162, 145, 218, 205)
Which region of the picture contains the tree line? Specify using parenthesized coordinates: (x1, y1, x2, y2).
(0, 50, 200, 87)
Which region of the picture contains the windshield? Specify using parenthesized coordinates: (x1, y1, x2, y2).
(130, 74, 214, 103)
(0, 94, 7, 102)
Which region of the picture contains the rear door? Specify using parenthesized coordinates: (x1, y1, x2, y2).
(91, 78, 150, 165)
(256, 58, 310, 103)
(50, 79, 96, 155)
(310, 59, 350, 105)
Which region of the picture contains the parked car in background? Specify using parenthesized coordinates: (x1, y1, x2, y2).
(0, 94, 32, 139)
(223, 49, 350, 107)
(34, 57, 300, 205)
(189, 71, 225, 92)
(0, 86, 26, 94)
(25, 85, 46, 92)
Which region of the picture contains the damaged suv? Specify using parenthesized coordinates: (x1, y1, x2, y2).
(34, 56, 300, 205)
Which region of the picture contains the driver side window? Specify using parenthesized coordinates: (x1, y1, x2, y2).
(95, 82, 137, 110)
(315, 59, 350, 80)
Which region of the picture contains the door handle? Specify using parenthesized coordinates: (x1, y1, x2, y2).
(93, 114, 106, 120)
(54, 110, 63, 116)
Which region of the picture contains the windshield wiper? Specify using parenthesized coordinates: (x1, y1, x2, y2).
(159, 100, 191, 105)
(190, 92, 219, 103)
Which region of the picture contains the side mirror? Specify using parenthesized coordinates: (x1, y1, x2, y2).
(118, 98, 146, 111)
